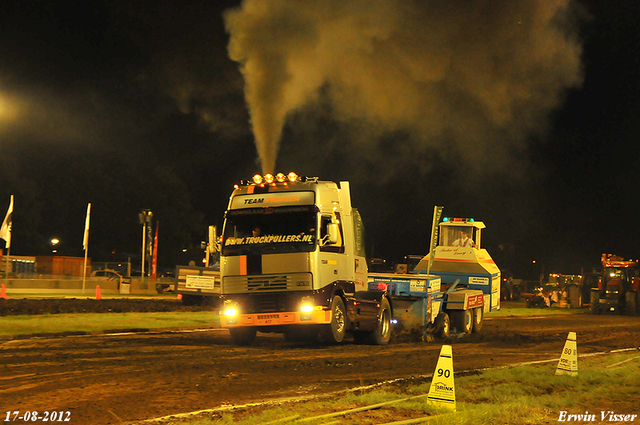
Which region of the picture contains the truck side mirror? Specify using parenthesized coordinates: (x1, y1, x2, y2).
(322, 223, 339, 245)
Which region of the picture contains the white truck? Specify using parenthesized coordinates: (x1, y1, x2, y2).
(219, 173, 500, 345)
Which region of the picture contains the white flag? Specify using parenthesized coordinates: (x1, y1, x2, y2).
(83, 203, 91, 251)
(0, 195, 13, 249)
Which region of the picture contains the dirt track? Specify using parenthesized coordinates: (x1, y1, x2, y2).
(1, 300, 640, 424)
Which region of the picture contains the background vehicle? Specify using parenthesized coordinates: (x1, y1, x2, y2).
(173, 226, 221, 303)
(173, 265, 220, 305)
(591, 254, 640, 315)
(219, 173, 500, 346)
(90, 269, 131, 293)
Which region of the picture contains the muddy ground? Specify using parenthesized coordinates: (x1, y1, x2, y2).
(1, 299, 640, 424)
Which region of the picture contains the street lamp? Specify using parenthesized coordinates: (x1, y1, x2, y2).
(139, 210, 153, 277)
(51, 238, 59, 253)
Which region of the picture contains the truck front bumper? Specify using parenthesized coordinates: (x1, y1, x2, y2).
(221, 310, 331, 328)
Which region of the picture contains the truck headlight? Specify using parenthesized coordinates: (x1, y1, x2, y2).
(224, 308, 238, 317)
(222, 303, 239, 324)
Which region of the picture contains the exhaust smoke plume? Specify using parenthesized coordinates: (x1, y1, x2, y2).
(224, 0, 584, 175)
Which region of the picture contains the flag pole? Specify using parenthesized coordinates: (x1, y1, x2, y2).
(82, 244, 88, 294)
(1, 195, 14, 282)
(4, 246, 9, 283)
(82, 203, 91, 294)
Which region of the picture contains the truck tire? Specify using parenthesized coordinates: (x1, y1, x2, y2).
(434, 312, 450, 338)
(321, 296, 346, 344)
(450, 309, 473, 334)
(369, 298, 392, 345)
(229, 327, 257, 346)
(590, 290, 601, 315)
(625, 291, 638, 316)
(472, 307, 483, 333)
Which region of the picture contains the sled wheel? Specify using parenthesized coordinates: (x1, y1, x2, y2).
(321, 296, 346, 344)
(434, 312, 450, 338)
(472, 307, 483, 333)
(451, 309, 473, 334)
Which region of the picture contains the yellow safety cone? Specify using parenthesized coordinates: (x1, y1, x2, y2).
(556, 331, 578, 376)
(427, 345, 456, 411)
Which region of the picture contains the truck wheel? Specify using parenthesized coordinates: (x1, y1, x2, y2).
(472, 307, 483, 333)
(450, 309, 473, 334)
(590, 290, 601, 315)
(625, 291, 638, 316)
(229, 327, 257, 346)
(434, 312, 450, 338)
(368, 298, 391, 345)
(321, 296, 346, 344)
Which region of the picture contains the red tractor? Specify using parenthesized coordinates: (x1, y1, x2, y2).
(590, 254, 640, 315)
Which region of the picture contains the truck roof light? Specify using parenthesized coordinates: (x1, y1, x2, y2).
(442, 217, 474, 223)
(238, 172, 318, 186)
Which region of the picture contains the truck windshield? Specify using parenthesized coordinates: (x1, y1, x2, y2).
(440, 225, 476, 247)
(604, 268, 627, 284)
(222, 206, 317, 255)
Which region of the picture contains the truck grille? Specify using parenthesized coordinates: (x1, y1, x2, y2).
(223, 273, 312, 294)
(250, 294, 288, 313)
(606, 284, 620, 293)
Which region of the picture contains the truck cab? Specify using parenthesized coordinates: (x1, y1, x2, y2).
(413, 217, 501, 312)
(219, 174, 370, 345)
(592, 254, 640, 315)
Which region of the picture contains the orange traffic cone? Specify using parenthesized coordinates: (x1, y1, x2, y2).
(177, 293, 183, 300)
(0, 283, 6, 299)
(95, 284, 102, 300)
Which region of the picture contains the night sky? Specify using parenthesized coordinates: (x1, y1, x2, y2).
(0, 0, 638, 279)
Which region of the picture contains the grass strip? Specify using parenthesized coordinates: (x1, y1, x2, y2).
(485, 306, 582, 317)
(160, 351, 639, 425)
(0, 311, 220, 337)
